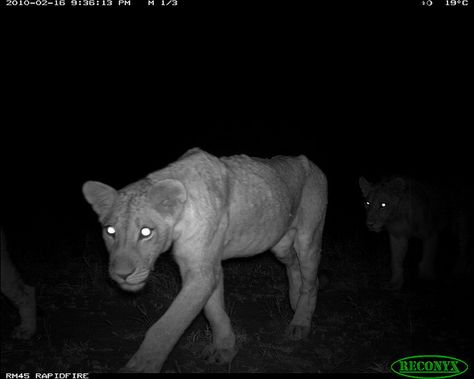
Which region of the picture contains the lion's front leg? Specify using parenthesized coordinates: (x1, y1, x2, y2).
(203, 266, 237, 365)
(388, 235, 408, 290)
(13, 284, 36, 340)
(124, 272, 216, 373)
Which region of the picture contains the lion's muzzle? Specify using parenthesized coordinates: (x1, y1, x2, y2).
(109, 258, 150, 292)
(366, 221, 383, 233)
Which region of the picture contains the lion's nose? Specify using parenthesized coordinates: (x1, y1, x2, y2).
(115, 270, 133, 281)
(111, 260, 135, 281)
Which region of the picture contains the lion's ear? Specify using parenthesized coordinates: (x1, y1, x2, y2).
(359, 177, 372, 197)
(82, 181, 117, 217)
(148, 179, 187, 218)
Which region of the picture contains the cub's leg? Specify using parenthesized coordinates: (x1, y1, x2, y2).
(202, 266, 237, 365)
(388, 234, 408, 290)
(1, 231, 36, 340)
(418, 234, 437, 281)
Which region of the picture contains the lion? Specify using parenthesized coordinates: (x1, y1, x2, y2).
(1, 228, 36, 339)
(82, 147, 327, 372)
(359, 176, 470, 290)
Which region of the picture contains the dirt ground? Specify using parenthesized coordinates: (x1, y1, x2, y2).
(1, 227, 473, 374)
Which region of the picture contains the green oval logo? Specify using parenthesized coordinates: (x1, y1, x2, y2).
(391, 355, 469, 379)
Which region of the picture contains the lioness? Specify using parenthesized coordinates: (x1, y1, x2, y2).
(1, 228, 36, 339)
(359, 176, 470, 290)
(83, 147, 327, 372)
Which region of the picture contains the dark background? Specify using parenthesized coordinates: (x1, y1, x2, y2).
(3, 7, 471, 241)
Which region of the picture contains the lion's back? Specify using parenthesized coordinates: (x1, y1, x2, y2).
(374, 177, 468, 236)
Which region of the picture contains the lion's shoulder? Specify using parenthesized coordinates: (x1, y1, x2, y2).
(148, 148, 224, 184)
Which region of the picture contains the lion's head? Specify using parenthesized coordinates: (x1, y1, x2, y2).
(82, 179, 187, 292)
(359, 176, 406, 233)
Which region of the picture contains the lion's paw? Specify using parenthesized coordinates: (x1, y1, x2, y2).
(384, 277, 403, 291)
(202, 344, 237, 365)
(286, 324, 311, 341)
(123, 352, 164, 373)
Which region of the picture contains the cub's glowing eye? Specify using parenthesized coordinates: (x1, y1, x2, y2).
(381, 202, 387, 208)
(140, 227, 153, 238)
(105, 226, 116, 236)
(365, 201, 370, 206)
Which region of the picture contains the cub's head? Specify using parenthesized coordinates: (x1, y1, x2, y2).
(82, 179, 187, 292)
(359, 176, 406, 233)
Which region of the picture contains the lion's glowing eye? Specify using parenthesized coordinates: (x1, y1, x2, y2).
(105, 226, 116, 236)
(140, 227, 153, 238)
(381, 202, 387, 208)
(365, 201, 370, 206)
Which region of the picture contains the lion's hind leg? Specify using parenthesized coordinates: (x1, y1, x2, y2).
(272, 228, 300, 312)
(452, 213, 471, 277)
(272, 223, 323, 341)
(286, 222, 323, 341)
(283, 167, 326, 341)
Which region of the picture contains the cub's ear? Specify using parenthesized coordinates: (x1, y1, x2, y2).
(390, 177, 407, 194)
(148, 179, 187, 218)
(359, 176, 372, 197)
(82, 181, 117, 217)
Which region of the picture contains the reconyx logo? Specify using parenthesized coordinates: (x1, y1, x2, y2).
(391, 355, 468, 379)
